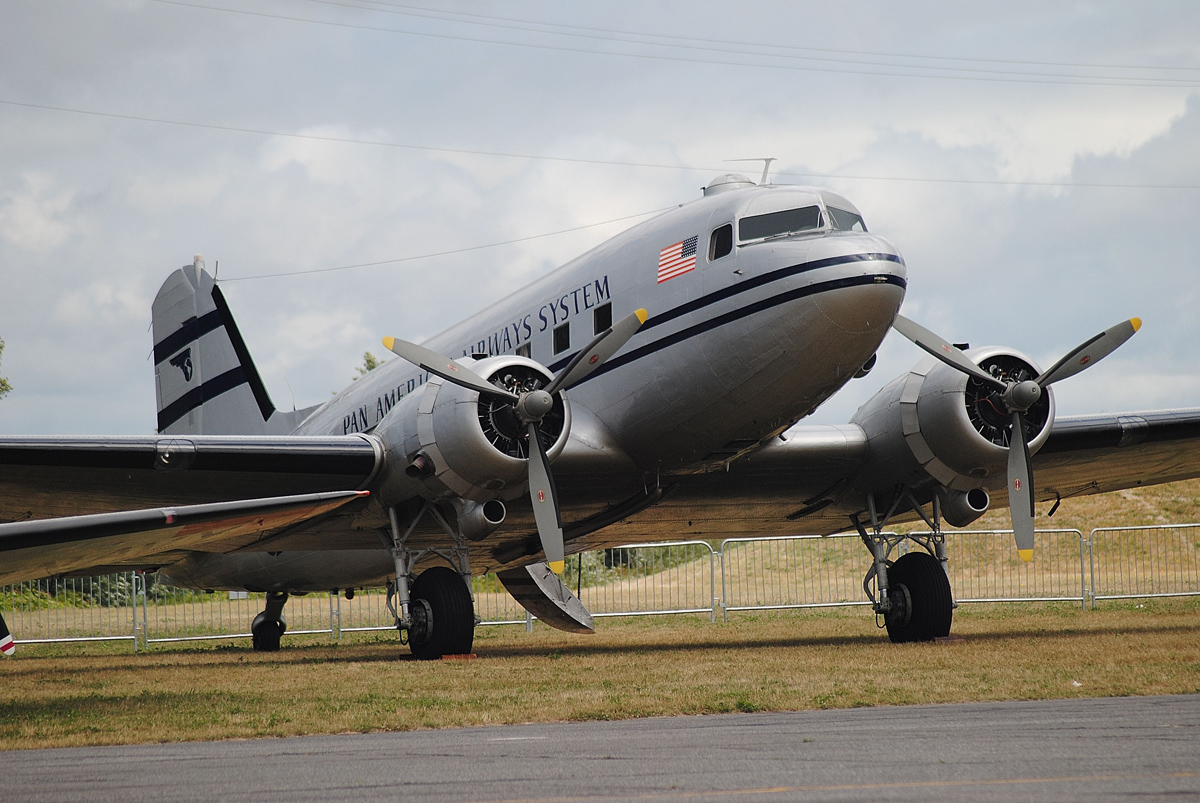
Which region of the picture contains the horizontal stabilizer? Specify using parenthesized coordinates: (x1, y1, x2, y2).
(497, 561, 594, 634)
(0, 491, 368, 586)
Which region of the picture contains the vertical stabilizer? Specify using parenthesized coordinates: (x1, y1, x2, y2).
(152, 256, 278, 435)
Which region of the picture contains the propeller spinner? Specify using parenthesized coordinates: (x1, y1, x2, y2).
(892, 314, 1140, 561)
(384, 308, 648, 573)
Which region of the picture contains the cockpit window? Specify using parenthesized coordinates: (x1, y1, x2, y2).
(738, 205, 823, 242)
(828, 207, 867, 232)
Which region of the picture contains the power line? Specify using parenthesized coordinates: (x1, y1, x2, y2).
(338, 0, 1200, 75)
(219, 206, 673, 281)
(144, 0, 1200, 89)
(5, 98, 1199, 190)
(315, 0, 1200, 84)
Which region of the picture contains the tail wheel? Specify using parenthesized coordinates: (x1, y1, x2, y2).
(250, 614, 286, 652)
(408, 566, 475, 660)
(884, 551, 953, 643)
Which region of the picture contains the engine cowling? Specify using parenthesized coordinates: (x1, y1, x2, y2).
(851, 346, 1054, 494)
(376, 355, 571, 505)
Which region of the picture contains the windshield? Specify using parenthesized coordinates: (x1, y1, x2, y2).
(738, 205, 823, 241)
(828, 207, 867, 232)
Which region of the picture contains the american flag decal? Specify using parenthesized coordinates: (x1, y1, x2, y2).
(657, 235, 698, 283)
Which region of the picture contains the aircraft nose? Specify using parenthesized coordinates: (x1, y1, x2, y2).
(811, 258, 906, 335)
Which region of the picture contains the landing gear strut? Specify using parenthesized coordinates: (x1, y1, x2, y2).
(853, 488, 955, 643)
(251, 590, 288, 652)
(386, 502, 478, 659)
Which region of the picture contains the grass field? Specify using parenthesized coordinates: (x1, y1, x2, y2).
(2, 479, 1199, 751)
(2, 598, 1198, 750)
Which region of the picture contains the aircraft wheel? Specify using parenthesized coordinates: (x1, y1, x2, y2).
(884, 551, 953, 643)
(250, 613, 286, 652)
(408, 566, 475, 660)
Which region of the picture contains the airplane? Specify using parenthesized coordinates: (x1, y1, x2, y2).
(2, 170, 1199, 658)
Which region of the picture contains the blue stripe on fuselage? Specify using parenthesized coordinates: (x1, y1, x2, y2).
(548, 251, 905, 377)
(642, 251, 903, 333)
(550, 272, 906, 385)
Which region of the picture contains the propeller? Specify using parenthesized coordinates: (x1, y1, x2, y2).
(384, 308, 648, 573)
(892, 314, 1140, 561)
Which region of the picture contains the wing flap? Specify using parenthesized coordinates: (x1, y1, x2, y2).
(0, 490, 368, 585)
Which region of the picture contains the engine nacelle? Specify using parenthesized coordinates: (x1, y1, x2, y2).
(851, 346, 1054, 495)
(375, 355, 571, 506)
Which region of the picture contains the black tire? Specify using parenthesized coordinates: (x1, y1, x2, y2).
(408, 566, 475, 660)
(251, 614, 284, 652)
(884, 551, 953, 643)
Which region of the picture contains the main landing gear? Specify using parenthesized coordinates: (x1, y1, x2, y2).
(251, 590, 288, 651)
(854, 488, 955, 643)
(386, 502, 478, 659)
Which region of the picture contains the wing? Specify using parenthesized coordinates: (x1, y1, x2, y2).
(0, 434, 384, 583)
(0, 434, 382, 521)
(0, 491, 369, 586)
(558, 409, 1200, 549)
(1025, 408, 1200, 504)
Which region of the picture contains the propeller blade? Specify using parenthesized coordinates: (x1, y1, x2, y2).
(526, 422, 565, 574)
(382, 337, 519, 403)
(1035, 318, 1141, 388)
(892, 315, 1007, 391)
(545, 308, 648, 395)
(1007, 412, 1036, 562)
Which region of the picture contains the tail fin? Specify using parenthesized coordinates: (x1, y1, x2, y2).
(152, 256, 280, 435)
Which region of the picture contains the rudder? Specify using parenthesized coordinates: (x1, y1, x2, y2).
(152, 256, 278, 435)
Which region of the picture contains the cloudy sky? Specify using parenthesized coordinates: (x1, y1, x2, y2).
(1, 0, 1198, 435)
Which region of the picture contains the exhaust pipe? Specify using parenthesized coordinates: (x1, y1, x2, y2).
(938, 487, 990, 528)
(459, 499, 506, 541)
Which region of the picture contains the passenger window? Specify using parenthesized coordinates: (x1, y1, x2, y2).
(828, 207, 867, 232)
(516, 343, 531, 358)
(553, 323, 570, 355)
(709, 224, 733, 261)
(593, 302, 612, 335)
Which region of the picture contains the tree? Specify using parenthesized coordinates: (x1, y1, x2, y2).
(353, 350, 383, 381)
(0, 338, 11, 400)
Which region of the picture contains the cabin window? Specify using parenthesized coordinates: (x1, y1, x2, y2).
(738, 205, 823, 242)
(829, 207, 867, 232)
(709, 224, 733, 261)
(516, 342, 531, 358)
(593, 302, 612, 335)
(553, 323, 570, 355)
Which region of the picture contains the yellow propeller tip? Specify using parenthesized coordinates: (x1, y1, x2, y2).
(549, 560, 565, 574)
(634, 308, 648, 325)
(1018, 548, 1033, 562)
(1130, 317, 1142, 332)
(381, 336, 395, 350)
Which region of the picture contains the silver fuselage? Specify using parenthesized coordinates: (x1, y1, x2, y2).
(162, 184, 907, 591)
(302, 185, 905, 469)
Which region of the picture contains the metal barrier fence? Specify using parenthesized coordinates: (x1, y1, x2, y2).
(3, 528, 1198, 650)
(915, 528, 1089, 607)
(1090, 523, 1200, 605)
(721, 534, 873, 617)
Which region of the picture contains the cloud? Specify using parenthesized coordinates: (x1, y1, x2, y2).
(1, 2, 1198, 436)
(0, 174, 79, 252)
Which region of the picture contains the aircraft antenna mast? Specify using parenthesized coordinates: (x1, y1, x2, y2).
(725, 157, 777, 185)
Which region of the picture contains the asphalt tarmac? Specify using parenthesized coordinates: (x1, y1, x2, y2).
(5, 694, 1199, 802)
